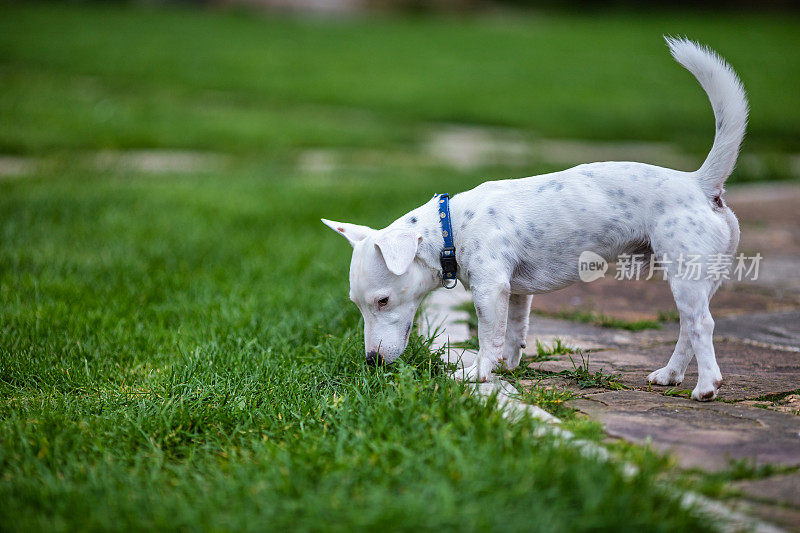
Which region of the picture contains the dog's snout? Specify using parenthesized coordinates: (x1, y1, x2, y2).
(365, 350, 384, 366)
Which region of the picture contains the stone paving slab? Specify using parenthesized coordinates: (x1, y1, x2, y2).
(740, 396, 800, 416)
(567, 391, 800, 471)
(533, 277, 797, 324)
(737, 502, 800, 533)
(726, 183, 800, 298)
(529, 339, 800, 400)
(716, 310, 800, 351)
(727, 183, 800, 257)
(733, 472, 800, 508)
(735, 255, 800, 300)
(529, 316, 680, 350)
(725, 183, 800, 298)
(419, 286, 471, 352)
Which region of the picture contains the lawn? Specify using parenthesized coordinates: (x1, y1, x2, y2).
(1, 3, 797, 530)
(1, 3, 799, 156)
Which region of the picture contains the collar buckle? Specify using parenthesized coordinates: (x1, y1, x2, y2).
(440, 246, 458, 285)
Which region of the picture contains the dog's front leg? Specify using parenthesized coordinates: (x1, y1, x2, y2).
(458, 280, 510, 383)
(502, 294, 533, 370)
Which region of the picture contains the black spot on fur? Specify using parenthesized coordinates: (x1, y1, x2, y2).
(465, 209, 475, 220)
(713, 195, 724, 209)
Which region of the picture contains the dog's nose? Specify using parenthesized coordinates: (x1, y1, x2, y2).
(366, 350, 383, 366)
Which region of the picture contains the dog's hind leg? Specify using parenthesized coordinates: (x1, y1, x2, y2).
(502, 294, 533, 370)
(668, 278, 722, 401)
(648, 320, 693, 386)
(652, 206, 738, 395)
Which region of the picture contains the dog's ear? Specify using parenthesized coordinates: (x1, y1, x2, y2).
(374, 229, 422, 276)
(321, 219, 374, 247)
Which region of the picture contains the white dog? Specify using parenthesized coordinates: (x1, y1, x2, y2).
(323, 37, 747, 401)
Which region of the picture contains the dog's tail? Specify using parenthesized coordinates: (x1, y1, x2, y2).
(666, 36, 748, 197)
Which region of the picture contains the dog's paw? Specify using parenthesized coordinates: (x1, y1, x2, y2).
(500, 351, 522, 371)
(647, 366, 684, 386)
(497, 360, 512, 372)
(692, 378, 722, 402)
(453, 362, 487, 383)
(453, 358, 497, 383)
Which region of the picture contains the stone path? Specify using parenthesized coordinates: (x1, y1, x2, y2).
(529, 318, 800, 400)
(570, 391, 799, 470)
(420, 183, 800, 531)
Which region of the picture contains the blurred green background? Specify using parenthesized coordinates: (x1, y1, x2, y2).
(1, 1, 798, 180)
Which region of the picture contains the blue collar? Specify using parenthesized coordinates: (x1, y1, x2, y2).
(437, 194, 458, 289)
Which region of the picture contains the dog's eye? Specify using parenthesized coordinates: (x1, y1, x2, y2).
(377, 297, 389, 309)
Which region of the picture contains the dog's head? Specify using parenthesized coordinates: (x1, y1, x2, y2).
(322, 218, 435, 365)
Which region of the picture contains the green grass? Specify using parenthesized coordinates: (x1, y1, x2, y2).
(535, 308, 663, 331)
(2, 2, 796, 530)
(0, 161, 706, 531)
(533, 338, 579, 359)
(657, 309, 680, 323)
(506, 351, 627, 391)
(515, 383, 578, 420)
(561, 353, 628, 390)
